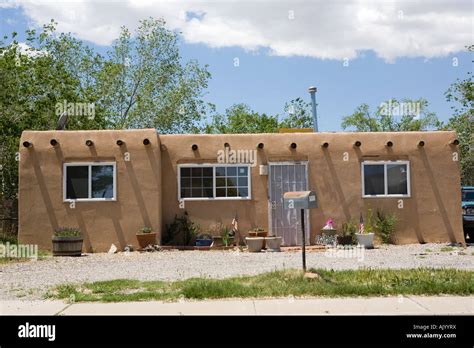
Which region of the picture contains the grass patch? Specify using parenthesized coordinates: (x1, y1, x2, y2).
(440, 246, 455, 252)
(47, 268, 474, 302)
(424, 248, 432, 253)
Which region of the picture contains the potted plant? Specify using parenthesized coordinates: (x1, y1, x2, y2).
(196, 233, 213, 247)
(245, 236, 264, 252)
(355, 210, 375, 249)
(52, 227, 83, 256)
(264, 235, 282, 251)
(248, 227, 268, 248)
(338, 220, 356, 245)
(136, 226, 157, 249)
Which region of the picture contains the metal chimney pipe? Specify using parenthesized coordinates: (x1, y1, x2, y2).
(308, 86, 318, 132)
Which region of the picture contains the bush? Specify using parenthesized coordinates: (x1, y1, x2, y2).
(164, 212, 200, 246)
(54, 227, 81, 237)
(0, 233, 17, 244)
(375, 211, 397, 244)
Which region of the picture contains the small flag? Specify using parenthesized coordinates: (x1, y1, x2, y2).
(359, 213, 364, 234)
(231, 213, 238, 236)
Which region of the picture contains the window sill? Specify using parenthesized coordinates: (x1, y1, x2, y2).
(362, 195, 411, 198)
(63, 199, 117, 203)
(179, 197, 252, 201)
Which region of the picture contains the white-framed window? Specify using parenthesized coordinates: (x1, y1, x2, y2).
(361, 161, 410, 198)
(63, 162, 116, 202)
(178, 164, 251, 200)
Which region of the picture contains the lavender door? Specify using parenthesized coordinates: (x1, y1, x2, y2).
(268, 162, 310, 246)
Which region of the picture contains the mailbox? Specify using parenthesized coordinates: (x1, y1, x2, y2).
(283, 191, 317, 209)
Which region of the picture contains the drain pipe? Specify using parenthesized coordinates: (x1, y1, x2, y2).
(308, 86, 318, 132)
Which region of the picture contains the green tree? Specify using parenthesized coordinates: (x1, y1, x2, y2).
(341, 98, 442, 131)
(0, 23, 107, 202)
(98, 18, 213, 132)
(444, 45, 473, 185)
(204, 103, 279, 134)
(280, 97, 313, 129)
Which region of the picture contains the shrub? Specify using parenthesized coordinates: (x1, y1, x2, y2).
(375, 211, 398, 244)
(164, 212, 200, 246)
(54, 227, 81, 237)
(221, 226, 232, 247)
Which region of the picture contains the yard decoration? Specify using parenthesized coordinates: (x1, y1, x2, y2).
(52, 227, 83, 256)
(318, 218, 338, 245)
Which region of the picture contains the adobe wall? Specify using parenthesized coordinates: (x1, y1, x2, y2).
(18, 129, 161, 252)
(160, 131, 464, 245)
(18, 129, 464, 251)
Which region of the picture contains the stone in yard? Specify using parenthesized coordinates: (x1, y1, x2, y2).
(304, 272, 320, 279)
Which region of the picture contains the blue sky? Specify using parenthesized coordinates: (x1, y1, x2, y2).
(1, 1, 472, 131)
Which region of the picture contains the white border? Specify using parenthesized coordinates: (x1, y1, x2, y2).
(177, 163, 252, 201)
(63, 162, 117, 202)
(361, 160, 411, 198)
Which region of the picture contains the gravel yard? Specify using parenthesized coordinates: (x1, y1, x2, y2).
(0, 243, 472, 300)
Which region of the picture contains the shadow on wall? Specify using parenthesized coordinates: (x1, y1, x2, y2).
(408, 163, 426, 244)
(30, 150, 59, 233)
(120, 144, 152, 228)
(322, 149, 351, 222)
(419, 148, 457, 243)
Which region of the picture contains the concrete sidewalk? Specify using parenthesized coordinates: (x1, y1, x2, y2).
(1, 296, 472, 315)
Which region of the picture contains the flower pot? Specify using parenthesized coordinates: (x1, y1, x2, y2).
(265, 236, 282, 251)
(196, 239, 213, 247)
(136, 232, 157, 249)
(248, 230, 267, 248)
(336, 235, 353, 246)
(245, 237, 264, 252)
(355, 233, 375, 249)
(52, 236, 83, 256)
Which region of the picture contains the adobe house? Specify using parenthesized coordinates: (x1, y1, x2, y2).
(18, 129, 464, 252)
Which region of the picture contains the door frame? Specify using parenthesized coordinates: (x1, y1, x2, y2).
(267, 161, 310, 245)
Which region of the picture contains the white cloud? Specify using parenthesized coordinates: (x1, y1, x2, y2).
(3, 0, 472, 61)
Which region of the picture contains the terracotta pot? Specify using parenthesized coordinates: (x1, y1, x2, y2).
(246, 237, 264, 252)
(52, 236, 83, 256)
(136, 232, 157, 248)
(355, 233, 374, 249)
(248, 231, 268, 248)
(265, 236, 282, 251)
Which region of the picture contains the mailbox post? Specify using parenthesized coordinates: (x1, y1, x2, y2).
(283, 191, 317, 271)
